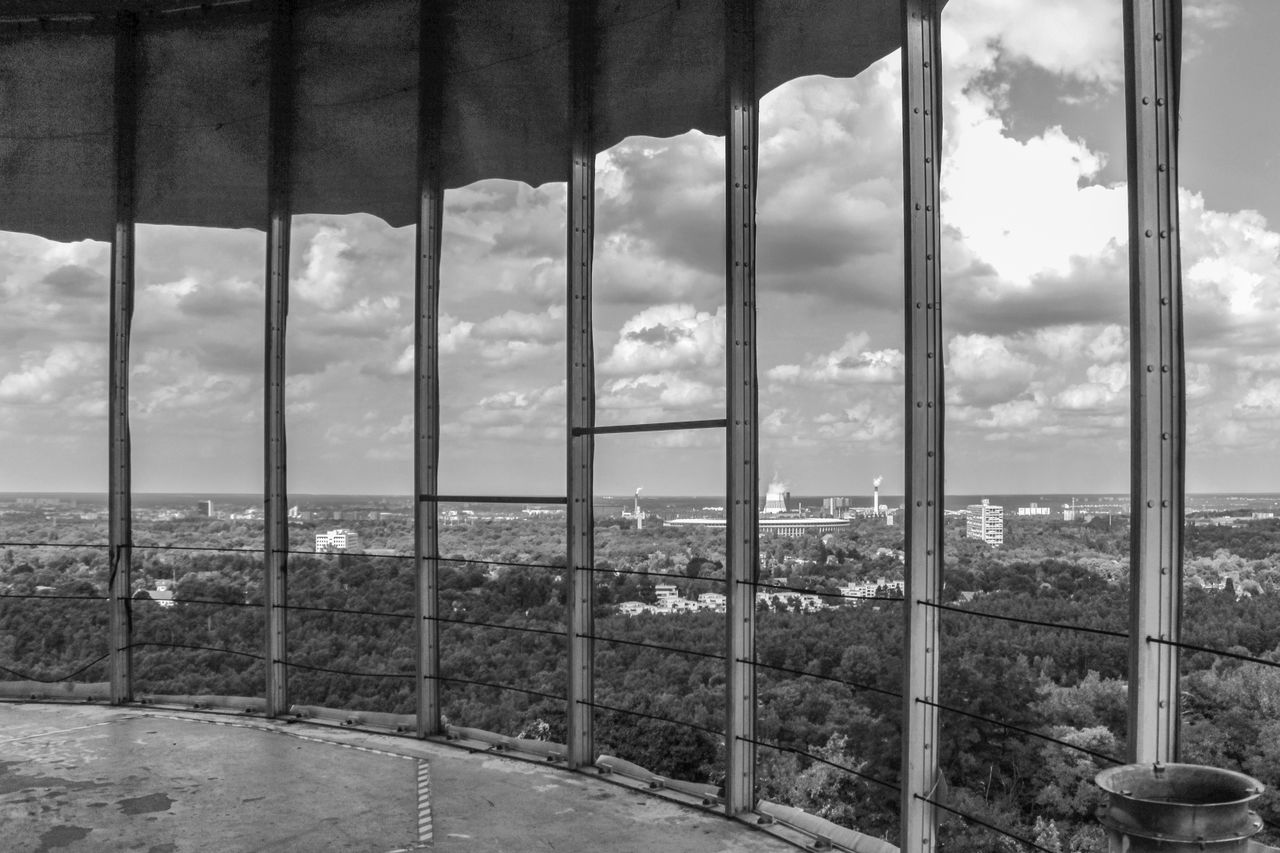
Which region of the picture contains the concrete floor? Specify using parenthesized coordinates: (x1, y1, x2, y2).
(1, 703, 797, 853)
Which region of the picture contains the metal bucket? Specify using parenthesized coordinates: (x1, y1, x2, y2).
(1095, 763, 1266, 851)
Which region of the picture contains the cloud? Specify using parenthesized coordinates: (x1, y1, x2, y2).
(946, 333, 1036, 406)
(599, 372, 721, 419)
(599, 303, 725, 376)
(766, 333, 903, 387)
(0, 342, 102, 405)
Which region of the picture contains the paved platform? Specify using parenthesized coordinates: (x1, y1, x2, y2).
(0, 703, 796, 853)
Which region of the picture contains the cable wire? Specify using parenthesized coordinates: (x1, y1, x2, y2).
(129, 641, 262, 660)
(918, 697, 1123, 765)
(584, 565, 724, 582)
(429, 675, 565, 703)
(133, 543, 262, 554)
(0, 654, 109, 684)
(915, 794, 1057, 853)
(746, 659, 902, 700)
(921, 600, 1128, 639)
(431, 615, 564, 638)
(278, 601, 412, 620)
(281, 548, 413, 561)
(582, 633, 726, 662)
(1150, 636, 1280, 670)
(578, 698, 723, 738)
(146, 595, 260, 609)
(0, 540, 109, 549)
(741, 735, 900, 792)
(0, 592, 108, 602)
(281, 659, 412, 679)
(437, 555, 565, 572)
(742, 579, 903, 602)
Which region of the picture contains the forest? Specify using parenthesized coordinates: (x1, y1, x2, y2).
(2, 509, 1279, 852)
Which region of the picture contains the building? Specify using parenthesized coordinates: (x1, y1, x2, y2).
(667, 479, 851, 538)
(315, 529, 360, 553)
(822, 497, 851, 516)
(196, 500, 213, 517)
(762, 480, 791, 514)
(1016, 503, 1050, 517)
(966, 499, 1004, 547)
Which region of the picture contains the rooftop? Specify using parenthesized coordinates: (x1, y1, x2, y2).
(2, 702, 796, 853)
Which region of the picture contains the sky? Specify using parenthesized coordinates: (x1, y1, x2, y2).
(0, 0, 1277, 498)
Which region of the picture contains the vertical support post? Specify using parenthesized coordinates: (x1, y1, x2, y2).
(264, 0, 293, 718)
(901, 0, 944, 849)
(415, 0, 447, 738)
(1124, 0, 1183, 764)
(108, 10, 139, 705)
(724, 0, 758, 818)
(566, 0, 597, 770)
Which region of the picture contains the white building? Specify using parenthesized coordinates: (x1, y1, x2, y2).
(966, 500, 1004, 547)
(1017, 503, 1050, 517)
(315, 528, 360, 553)
(698, 592, 727, 612)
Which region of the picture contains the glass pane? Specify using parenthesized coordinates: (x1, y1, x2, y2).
(937, 1, 1130, 848)
(595, 131, 725, 427)
(1180, 1, 1280, 845)
(592, 433, 725, 785)
(0, 230, 110, 690)
(437, 180, 566, 496)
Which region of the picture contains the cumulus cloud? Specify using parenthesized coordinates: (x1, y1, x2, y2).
(599, 372, 721, 419)
(599, 303, 724, 376)
(947, 333, 1036, 406)
(0, 342, 102, 405)
(767, 333, 903, 387)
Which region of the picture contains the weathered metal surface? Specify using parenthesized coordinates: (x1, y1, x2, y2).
(1097, 763, 1265, 851)
(725, 0, 758, 818)
(566, 0, 597, 771)
(108, 10, 138, 706)
(263, 0, 292, 719)
(900, 0, 944, 849)
(1124, 0, 1184, 765)
(414, 0, 448, 740)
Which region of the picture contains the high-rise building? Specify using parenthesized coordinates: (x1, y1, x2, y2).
(196, 500, 213, 517)
(966, 499, 1003, 547)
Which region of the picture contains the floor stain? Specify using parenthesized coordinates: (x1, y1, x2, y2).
(148, 845, 178, 853)
(117, 792, 174, 815)
(0, 759, 110, 796)
(36, 824, 90, 852)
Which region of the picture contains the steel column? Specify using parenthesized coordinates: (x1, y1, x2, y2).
(1123, 0, 1184, 764)
(725, 0, 758, 818)
(901, 1, 944, 849)
(108, 11, 139, 705)
(414, 0, 448, 738)
(264, 0, 293, 718)
(566, 0, 597, 770)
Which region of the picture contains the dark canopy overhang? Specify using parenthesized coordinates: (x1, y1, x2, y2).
(0, 0, 931, 242)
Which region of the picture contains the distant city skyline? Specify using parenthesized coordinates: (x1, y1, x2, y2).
(1, 2, 1277, 496)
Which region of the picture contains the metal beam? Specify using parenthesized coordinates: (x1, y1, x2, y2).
(108, 10, 139, 705)
(415, 0, 448, 739)
(901, 1, 944, 849)
(724, 0, 758, 818)
(566, 0, 597, 771)
(1124, 0, 1184, 764)
(263, 0, 293, 718)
